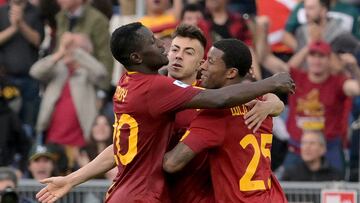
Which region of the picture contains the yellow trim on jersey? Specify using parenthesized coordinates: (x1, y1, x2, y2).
(180, 130, 191, 142)
(193, 86, 205, 90)
(191, 80, 205, 90)
(127, 71, 138, 75)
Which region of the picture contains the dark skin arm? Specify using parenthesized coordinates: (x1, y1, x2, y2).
(163, 142, 196, 173)
(182, 72, 295, 109)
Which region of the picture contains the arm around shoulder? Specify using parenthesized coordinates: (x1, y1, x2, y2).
(182, 73, 295, 109)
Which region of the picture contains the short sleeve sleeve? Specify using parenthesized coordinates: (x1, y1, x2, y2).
(147, 75, 202, 116)
(182, 109, 226, 153)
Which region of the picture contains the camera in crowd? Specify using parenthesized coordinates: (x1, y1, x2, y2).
(0, 187, 18, 203)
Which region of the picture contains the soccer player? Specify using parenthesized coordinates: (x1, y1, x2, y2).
(163, 39, 288, 202)
(166, 24, 212, 203)
(166, 25, 285, 203)
(36, 23, 294, 203)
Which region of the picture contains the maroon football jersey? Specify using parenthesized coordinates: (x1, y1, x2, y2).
(183, 104, 287, 203)
(106, 72, 201, 203)
(167, 79, 214, 203)
(168, 109, 214, 203)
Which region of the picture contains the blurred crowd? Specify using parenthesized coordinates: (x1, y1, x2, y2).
(0, 0, 360, 200)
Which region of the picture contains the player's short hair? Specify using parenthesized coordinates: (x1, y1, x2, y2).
(180, 3, 203, 20)
(111, 22, 145, 67)
(213, 39, 252, 77)
(172, 24, 207, 49)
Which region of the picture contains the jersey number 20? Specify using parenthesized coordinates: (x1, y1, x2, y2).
(113, 114, 139, 165)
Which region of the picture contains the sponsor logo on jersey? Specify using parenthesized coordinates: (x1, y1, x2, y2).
(173, 80, 190, 88)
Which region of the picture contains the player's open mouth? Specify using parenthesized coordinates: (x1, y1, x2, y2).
(172, 63, 182, 68)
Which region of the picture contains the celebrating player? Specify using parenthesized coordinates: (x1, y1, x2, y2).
(163, 39, 288, 202)
(164, 24, 213, 203)
(36, 23, 294, 203)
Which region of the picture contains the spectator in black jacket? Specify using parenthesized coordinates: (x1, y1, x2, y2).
(0, 64, 31, 174)
(281, 130, 343, 181)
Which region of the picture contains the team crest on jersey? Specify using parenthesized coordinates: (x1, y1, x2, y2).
(173, 80, 189, 88)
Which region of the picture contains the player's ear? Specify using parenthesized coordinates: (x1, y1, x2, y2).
(130, 52, 142, 64)
(226, 67, 238, 79)
(197, 59, 205, 71)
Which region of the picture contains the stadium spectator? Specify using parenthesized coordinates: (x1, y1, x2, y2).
(56, 0, 113, 89)
(35, 22, 294, 203)
(140, 0, 183, 30)
(288, 0, 353, 51)
(281, 131, 343, 181)
(30, 32, 107, 170)
(77, 114, 116, 180)
(0, 167, 34, 203)
(139, 0, 183, 53)
(283, 0, 360, 49)
(0, 0, 45, 133)
(180, 3, 204, 26)
(36, 0, 60, 57)
(0, 65, 30, 173)
(282, 40, 360, 173)
(198, 0, 261, 80)
(27, 145, 57, 181)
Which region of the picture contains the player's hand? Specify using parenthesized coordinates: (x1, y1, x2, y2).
(270, 72, 295, 94)
(244, 100, 272, 133)
(36, 176, 73, 203)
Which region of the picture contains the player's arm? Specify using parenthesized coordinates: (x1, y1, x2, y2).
(163, 142, 196, 173)
(36, 145, 115, 203)
(244, 93, 284, 133)
(164, 110, 225, 173)
(182, 72, 294, 109)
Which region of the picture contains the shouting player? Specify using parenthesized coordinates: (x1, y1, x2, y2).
(163, 39, 288, 202)
(36, 23, 294, 203)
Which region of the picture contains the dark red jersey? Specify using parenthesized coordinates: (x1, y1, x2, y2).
(106, 72, 201, 203)
(183, 104, 287, 203)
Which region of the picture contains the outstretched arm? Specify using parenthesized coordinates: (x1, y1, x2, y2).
(163, 142, 196, 173)
(36, 145, 115, 203)
(182, 72, 294, 109)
